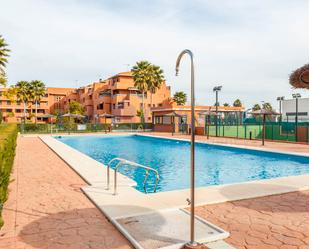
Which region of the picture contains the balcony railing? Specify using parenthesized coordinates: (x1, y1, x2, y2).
(112, 106, 136, 116)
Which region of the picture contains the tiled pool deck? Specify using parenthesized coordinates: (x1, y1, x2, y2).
(0, 133, 309, 248)
(0, 137, 132, 249)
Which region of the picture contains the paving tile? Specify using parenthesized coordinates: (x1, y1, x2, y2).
(0, 137, 132, 249)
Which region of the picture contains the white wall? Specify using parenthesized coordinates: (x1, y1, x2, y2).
(282, 98, 309, 122)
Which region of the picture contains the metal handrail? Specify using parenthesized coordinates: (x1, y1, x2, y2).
(106, 158, 160, 195)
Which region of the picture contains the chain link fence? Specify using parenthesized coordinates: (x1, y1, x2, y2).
(206, 122, 309, 143)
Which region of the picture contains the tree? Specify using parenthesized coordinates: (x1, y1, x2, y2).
(148, 64, 165, 106)
(15, 81, 31, 123)
(223, 103, 230, 107)
(0, 35, 10, 86)
(262, 102, 273, 111)
(173, 91, 187, 105)
(30, 80, 46, 124)
(136, 109, 144, 123)
(131, 61, 165, 123)
(233, 99, 242, 107)
(69, 101, 84, 114)
(252, 104, 261, 111)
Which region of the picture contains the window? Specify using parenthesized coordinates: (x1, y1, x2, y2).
(113, 104, 116, 109)
(148, 104, 151, 107)
(99, 90, 111, 97)
(117, 102, 124, 109)
(97, 103, 104, 110)
(158, 104, 162, 107)
(155, 116, 163, 124)
(6, 100, 11, 105)
(17, 101, 21, 106)
(6, 109, 12, 112)
(163, 116, 172, 124)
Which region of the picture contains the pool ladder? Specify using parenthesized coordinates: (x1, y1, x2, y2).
(106, 158, 160, 195)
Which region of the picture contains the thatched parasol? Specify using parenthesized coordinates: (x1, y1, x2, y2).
(289, 63, 309, 89)
(249, 109, 280, 145)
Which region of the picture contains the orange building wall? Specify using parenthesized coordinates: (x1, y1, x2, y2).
(0, 87, 74, 123)
(0, 71, 172, 124)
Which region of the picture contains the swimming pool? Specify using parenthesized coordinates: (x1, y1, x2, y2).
(57, 134, 309, 193)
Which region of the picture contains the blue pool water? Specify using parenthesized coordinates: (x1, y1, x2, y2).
(57, 135, 309, 193)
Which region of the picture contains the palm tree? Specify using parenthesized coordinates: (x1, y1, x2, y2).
(15, 81, 31, 123)
(223, 103, 230, 107)
(262, 102, 273, 111)
(0, 35, 10, 86)
(131, 61, 150, 122)
(252, 104, 261, 111)
(30, 80, 46, 124)
(233, 99, 242, 107)
(131, 61, 164, 122)
(173, 91, 187, 105)
(148, 64, 164, 106)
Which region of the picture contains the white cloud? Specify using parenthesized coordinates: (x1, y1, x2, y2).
(1, 0, 309, 109)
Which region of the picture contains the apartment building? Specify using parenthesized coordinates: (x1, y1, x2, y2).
(0, 87, 75, 123)
(95, 72, 171, 123)
(62, 72, 172, 123)
(0, 71, 172, 124)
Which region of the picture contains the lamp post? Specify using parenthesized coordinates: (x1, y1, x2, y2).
(292, 93, 301, 142)
(176, 50, 201, 249)
(276, 96, 284, 122)
(213, 86, 222, 137)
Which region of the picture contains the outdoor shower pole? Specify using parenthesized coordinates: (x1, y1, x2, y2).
(215, 90, 218, 136)
(176, 50, 199, 248)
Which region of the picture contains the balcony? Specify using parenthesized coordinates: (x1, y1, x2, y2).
(112, 106, 136, 116)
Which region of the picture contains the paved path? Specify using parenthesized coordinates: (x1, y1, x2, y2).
(0, 137, 132, 249)
(194, 190, 309, 249)
(1, 134, 309, 249)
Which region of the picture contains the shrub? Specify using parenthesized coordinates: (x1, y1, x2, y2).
(0, 124, 18, 227)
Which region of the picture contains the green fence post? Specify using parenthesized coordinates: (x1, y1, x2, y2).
(222, 123, 224, 137)
(244, 124, 247, 139)
(271, 124, 274, 141)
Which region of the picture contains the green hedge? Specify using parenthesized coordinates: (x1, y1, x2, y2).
(19, 123, 153, 134)
(0, 124, 18, 228)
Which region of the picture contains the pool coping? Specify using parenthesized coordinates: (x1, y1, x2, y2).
(39, 133, 309, 247)
(40, 133, 309, 209)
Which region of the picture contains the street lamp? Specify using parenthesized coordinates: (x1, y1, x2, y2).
(276, 96, 284, 122)
(213, 86, 222, 137)
(292, 93, 301, 142)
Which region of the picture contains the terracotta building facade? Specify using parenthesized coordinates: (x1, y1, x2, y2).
(0, 71, 172, 124)
(0, 87, 75, 123)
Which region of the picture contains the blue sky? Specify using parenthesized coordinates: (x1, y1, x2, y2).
(1, 0, 309, 109)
